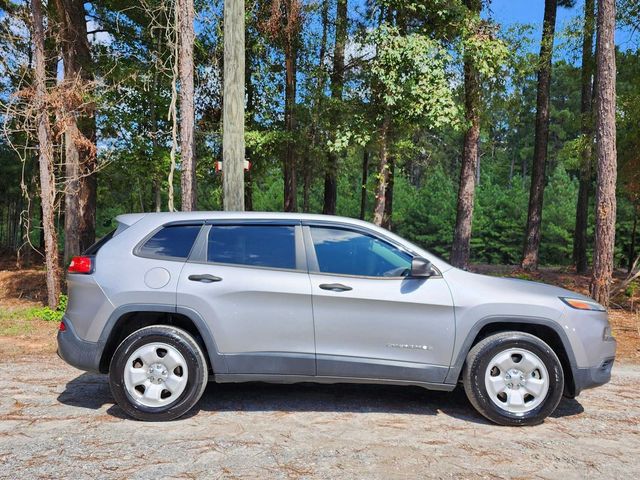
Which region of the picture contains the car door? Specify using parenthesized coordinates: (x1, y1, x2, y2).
(177, 221, 316, 376)
(304, 223, 455, 384)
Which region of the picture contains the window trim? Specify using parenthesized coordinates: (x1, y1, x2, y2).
(302, 222, 441, 280)
(189, 221, 307, 273)
(133, 221, 205, 262)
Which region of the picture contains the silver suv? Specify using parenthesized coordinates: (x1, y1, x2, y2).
(57, 212, 616, 425)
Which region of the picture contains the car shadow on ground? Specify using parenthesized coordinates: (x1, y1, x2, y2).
(57, 372, 584, 425)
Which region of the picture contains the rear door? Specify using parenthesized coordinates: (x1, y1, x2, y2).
(177, 221, 316, 376)
(304, 223, 455, 384)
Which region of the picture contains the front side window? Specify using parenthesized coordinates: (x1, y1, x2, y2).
(207, 225, 296, 270)
(310, 227, 412, 277)
(138, 225, 201, 259)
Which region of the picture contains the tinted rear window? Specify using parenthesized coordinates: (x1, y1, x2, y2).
(138, 225, 201, 259)
(207, 225, 296, 269)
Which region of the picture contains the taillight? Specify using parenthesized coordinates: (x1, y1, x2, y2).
(68, 256, 93, 274)
(59, 321, 66, 332)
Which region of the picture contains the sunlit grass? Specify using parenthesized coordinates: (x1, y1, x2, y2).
(0, 307, 41, 336)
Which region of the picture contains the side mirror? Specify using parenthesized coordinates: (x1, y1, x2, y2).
(410, 257, 435, 278)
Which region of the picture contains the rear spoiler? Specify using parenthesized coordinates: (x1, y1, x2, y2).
(115, 213, 148, 228)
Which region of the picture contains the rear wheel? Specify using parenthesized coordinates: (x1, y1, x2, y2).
(462, 331, 564, 426)
(109, 325, 208, 421)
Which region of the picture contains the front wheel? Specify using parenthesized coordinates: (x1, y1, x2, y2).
(462, 331, 564, 426)
(109, 325, 208, 421)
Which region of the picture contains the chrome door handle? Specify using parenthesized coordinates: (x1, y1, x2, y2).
(188, 274, 222, 283)
(319, 283, 352, 292)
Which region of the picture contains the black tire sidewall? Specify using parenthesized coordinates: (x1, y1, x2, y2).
(466, 334, 564, 426)
(109, 327, 207, 421)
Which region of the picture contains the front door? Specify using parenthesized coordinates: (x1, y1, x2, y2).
(304, 224, 455, 384)
(177, 222, 315, 376)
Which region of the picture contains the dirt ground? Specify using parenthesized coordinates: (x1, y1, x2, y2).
(0, 260, 639, 478)
(0, 356, 638, 479)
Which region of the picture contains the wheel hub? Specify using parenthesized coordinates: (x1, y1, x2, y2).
(147, 363, 168, 384)
(505, 368, 526, 389)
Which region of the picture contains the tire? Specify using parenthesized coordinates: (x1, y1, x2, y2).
(462, 331, 564, 426)
(109, 325, 208, 421)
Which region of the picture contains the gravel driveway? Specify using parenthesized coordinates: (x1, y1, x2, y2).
(1, 355, 638, 479)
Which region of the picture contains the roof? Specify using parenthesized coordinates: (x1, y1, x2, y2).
(116, 211, 375, 227)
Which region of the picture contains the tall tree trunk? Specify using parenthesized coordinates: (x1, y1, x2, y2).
(322, 0, 347, 215)
(178, 0, 196, 211)
(590, 0, 618, 305)
(522, 0, 558, 271)
(223, 0, 245, 211)
(55, 0, 95, 258)
(451, 0, 482, 269)
(360, 149, 369, 220)
(372, 113, 391, 227)
(574, 0, 595, 274)
(32, 0, 61, 308)
(283, 36, 297, 212)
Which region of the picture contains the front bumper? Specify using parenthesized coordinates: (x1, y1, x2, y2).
(57, 316, 103, 373)
(571, 356, 615, 396)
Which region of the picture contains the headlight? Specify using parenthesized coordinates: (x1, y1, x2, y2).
(559, 297, 606, 312)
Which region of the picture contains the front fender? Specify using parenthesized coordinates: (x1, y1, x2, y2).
(443, 315, 578, 386)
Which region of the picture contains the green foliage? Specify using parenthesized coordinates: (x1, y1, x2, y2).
(472, 174, 530, 264)
(26, 295, 68, 322)
(538, 167, 579, 265)
(394, 167, 457, 259)
(625, 280, 638, 298)
(367, 25, 460, 127)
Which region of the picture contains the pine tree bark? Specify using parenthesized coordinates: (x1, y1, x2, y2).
(574, 0, 595, 274)
(372, 113, 391, 227)
(178, 0, 196, 211)
(451, 0, 482, 269)
(283, 22, 298, 212)
(322, 0, 347, 215)
(55, 0, 95, 259)
(32, 0, 61, 308)
(522, 0, 558, 271)
(590, 0, 617, 306)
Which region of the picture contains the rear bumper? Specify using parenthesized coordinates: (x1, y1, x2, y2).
(57, 316, 103, 373)
(572, 357, 615, 396)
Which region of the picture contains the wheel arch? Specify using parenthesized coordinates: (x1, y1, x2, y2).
(446, 316, 578, 397)
(97, 304, 227, 375)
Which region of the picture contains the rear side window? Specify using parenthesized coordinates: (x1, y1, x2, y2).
(207, 225, 296, 270)
(138, 225, 201, 259)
